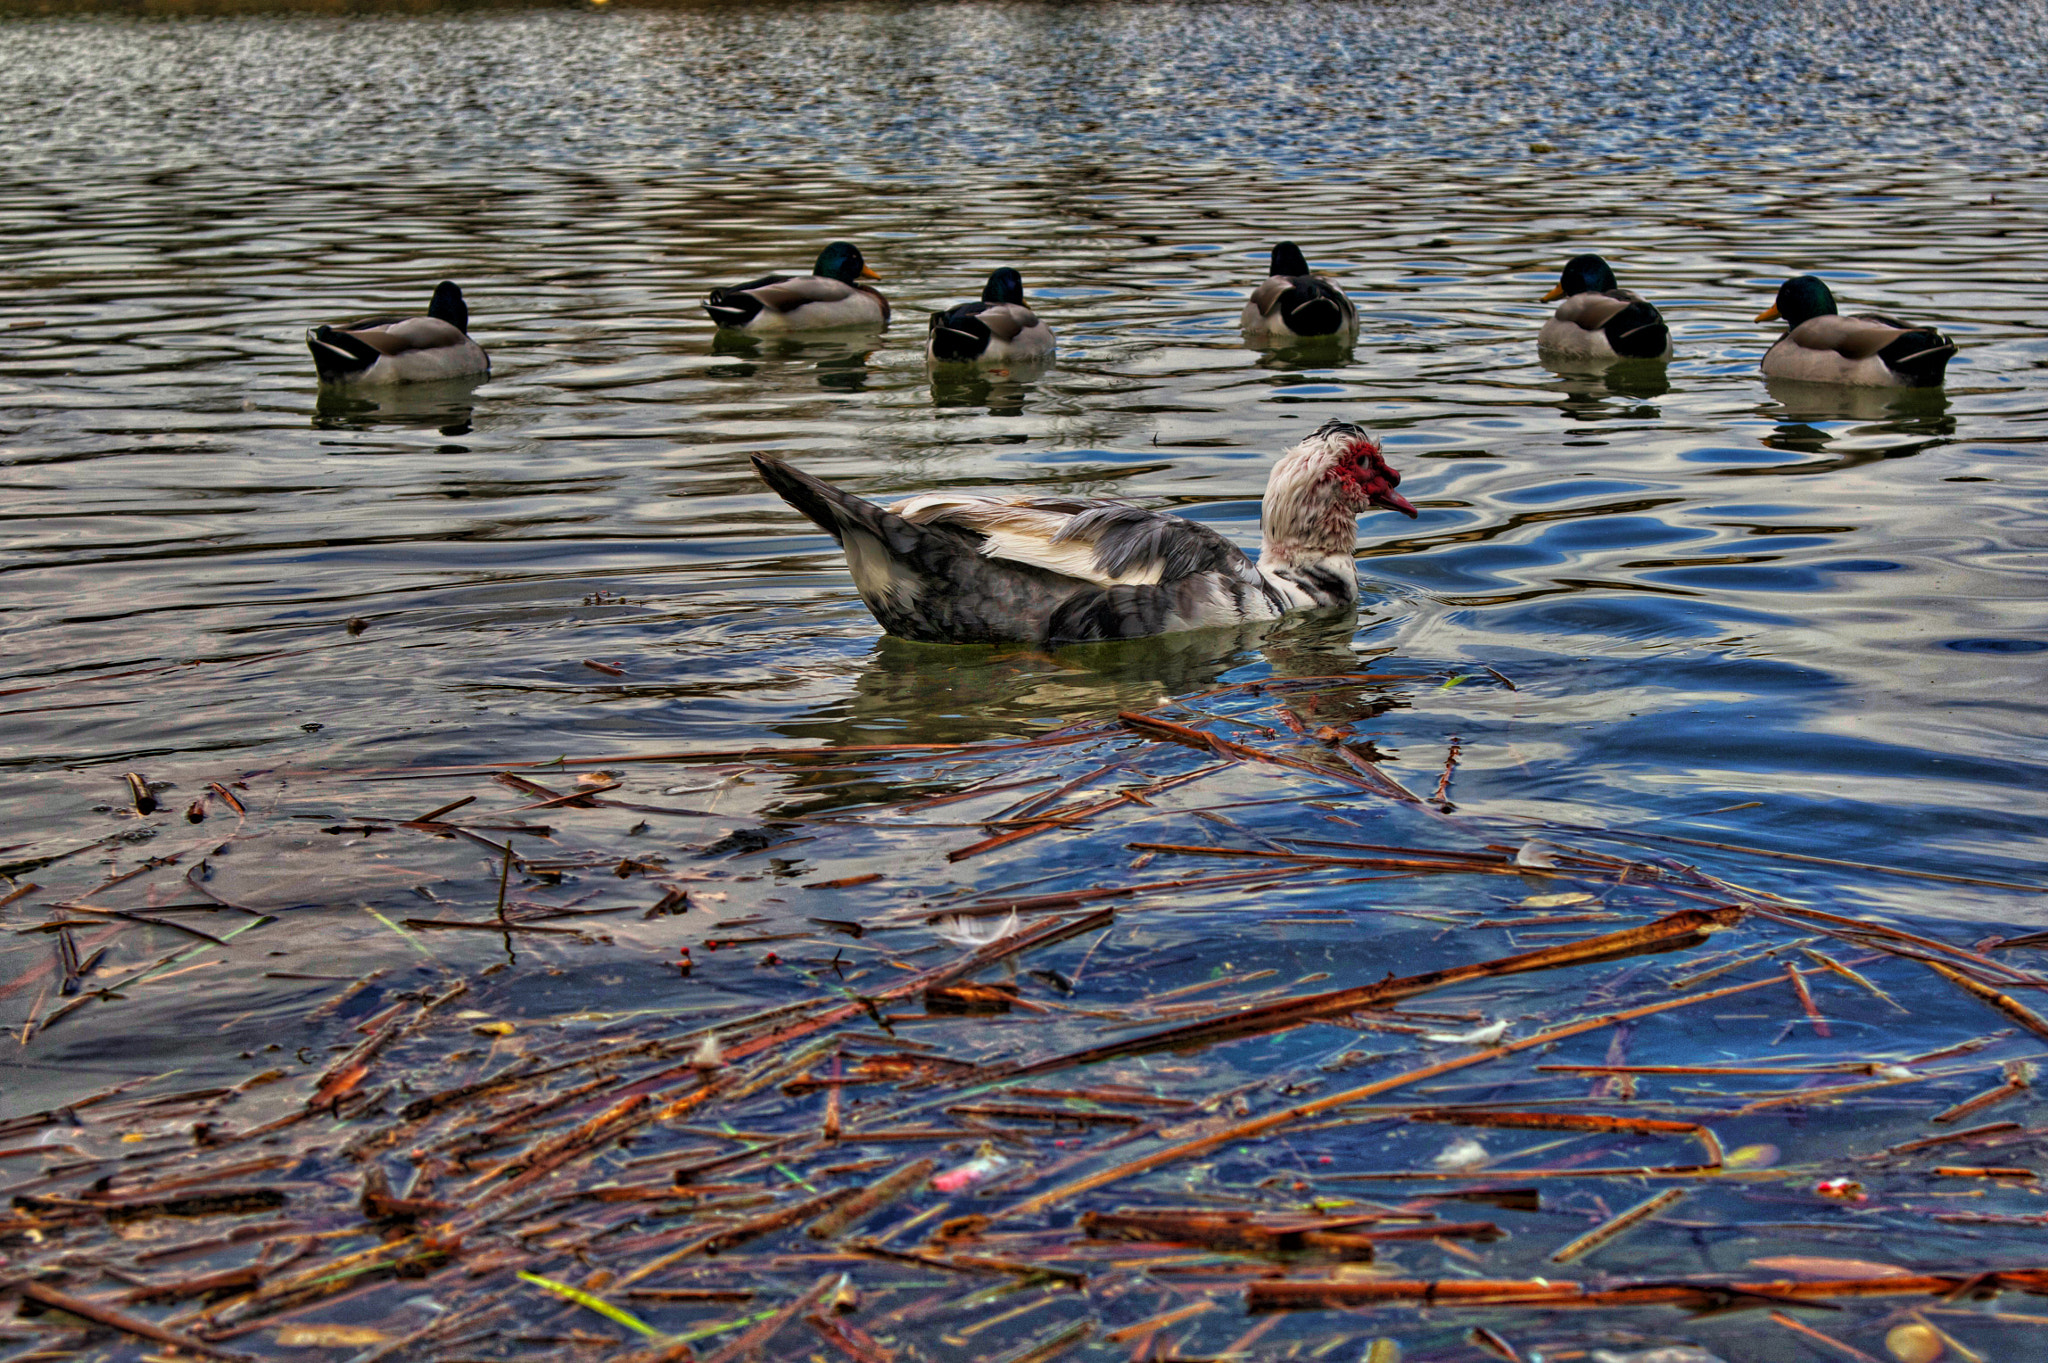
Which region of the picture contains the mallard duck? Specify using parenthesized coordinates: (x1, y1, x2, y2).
(1537, 254, 1671, 360)
(704, 242, 888, 332)
(1755, 276, 1955, 387)
(927, 268, 1054, 363)
(306, 282, 488, 385)
(1241, 242, 1358, 340)
(752, 419, 1418, 646)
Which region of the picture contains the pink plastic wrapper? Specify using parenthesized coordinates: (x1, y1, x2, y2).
(932, 1149, 1011, 1193)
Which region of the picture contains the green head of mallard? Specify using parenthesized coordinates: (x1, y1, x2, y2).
(1544, 253, 1620, 301)
(813, 241, 879, 284)
(1757, 275, 1838, 325)
(980, 268, 1026, 305)
(428, 281, 469, 333)
(1269, 241, 1312, 278)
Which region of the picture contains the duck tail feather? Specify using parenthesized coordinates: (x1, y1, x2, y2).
(705, 288, 764, 329)
(1277, 281, 1346, 337)
(1603, 299, 1670, 358)
(1879, 329, 1956, 385)
(307, 326, 379, 381)
(927, 308, 992, 361)
(752, 455, 873, 545)
(753, 456, 1101, 645)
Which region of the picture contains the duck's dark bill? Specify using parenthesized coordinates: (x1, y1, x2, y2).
(1374, 489, 1420, 517)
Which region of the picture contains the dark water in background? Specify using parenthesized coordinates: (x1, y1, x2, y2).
(2, 0, 2047, 1117)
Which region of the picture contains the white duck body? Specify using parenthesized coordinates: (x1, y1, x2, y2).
(704, 241, 889, 334)
(928, 268, 1054, 363)
(751, 420, 1418, 646)
(306, 282, 488, 386)
(1241, 242, 1358, 341)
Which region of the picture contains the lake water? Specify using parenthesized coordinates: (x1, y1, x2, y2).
(3, 1, 2048, 1356)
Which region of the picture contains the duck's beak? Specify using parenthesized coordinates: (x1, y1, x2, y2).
(1755, 303, 1780, 322)
(1542, 284, 1564, 302)
(1372, 488, 1420, 519)
(861, 266, 881, 280)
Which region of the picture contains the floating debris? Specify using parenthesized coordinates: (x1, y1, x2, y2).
(0, 673, 2041, 1360)
(933, 907, 1022, 949)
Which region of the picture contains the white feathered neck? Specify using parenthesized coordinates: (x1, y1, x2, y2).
(1258, 421, 1414, 568)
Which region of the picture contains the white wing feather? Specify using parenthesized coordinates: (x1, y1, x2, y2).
(889, 495, 1169, 587)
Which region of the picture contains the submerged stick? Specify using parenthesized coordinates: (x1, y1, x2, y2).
(1548, 1188, 1687, 1265)
(1922, 960, 2048, 1041)
(1784, 961, 1832, 1038)
(987, 907, 1743, 1081)
(1409, 1110, 1723, 1166)
(1766, 1311, 1884, 1363)
(995, 970, 1788, 1223)
(13, 1279, 256, 1362)
(1932, 1063, 2035, 1125)
(1119, 711, 1421, 801)
(1591, 830, 2047, 894)
(1245, 1268, 2048, 1311)
(806, 1158, 934, 1240)
(698, 1272, 842, 1363)
(949, 822, 1063, 862)
(723, 909, 1117, 1074)
(806, 1311, 897, 1363)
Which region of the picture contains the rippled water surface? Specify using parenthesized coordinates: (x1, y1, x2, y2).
(3, 0, 2048, 1345)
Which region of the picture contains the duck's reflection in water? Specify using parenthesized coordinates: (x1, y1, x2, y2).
(312, 377, 483, 437)
(1245, 333, 1356, 371)
(1761, 377, 1952, 426)
(929, 356, 1053, 416)
(776, 608, 1385, 751)
(1757, 380, 1954, 461)
(1540, 355, 1671, 414)
(710, 330, 878, 392)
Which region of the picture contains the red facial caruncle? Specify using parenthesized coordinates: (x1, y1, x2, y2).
(1332, 434, 1419, 518)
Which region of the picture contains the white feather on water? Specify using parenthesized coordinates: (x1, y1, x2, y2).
(932, 909, 1020, 949)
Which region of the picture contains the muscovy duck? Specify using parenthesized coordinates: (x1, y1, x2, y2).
(752, 419, 1419, 645)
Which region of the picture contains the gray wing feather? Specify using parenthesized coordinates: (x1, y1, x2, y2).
(1790, 314, 1907, 360)
(1052, 505, 1253, 582)
(1246, 277, 1290, 317)
(978, 303, 1039, 343)
(755, 457, 1116, 644)
(1554, 291, 1636, 328)
(746, 277, 862, 312)
(353, 317, 468, 355)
